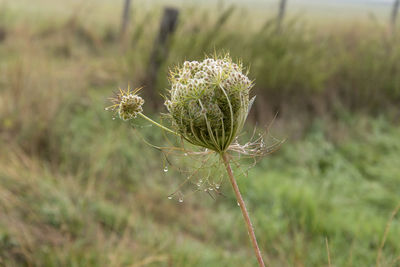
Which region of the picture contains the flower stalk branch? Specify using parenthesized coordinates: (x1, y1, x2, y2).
(138, 113, 178, 136)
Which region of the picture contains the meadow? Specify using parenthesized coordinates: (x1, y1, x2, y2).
(0, 1, 400, 266)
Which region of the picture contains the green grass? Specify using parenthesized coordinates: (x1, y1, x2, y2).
(0, 1, 400, 266)
(1, 108, 399, 266)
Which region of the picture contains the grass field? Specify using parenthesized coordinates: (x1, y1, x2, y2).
(0, 1, 400, 266)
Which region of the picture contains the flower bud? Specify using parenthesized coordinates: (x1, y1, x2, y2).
(118, 94, 144, 121)
(166, 55, 254, 152)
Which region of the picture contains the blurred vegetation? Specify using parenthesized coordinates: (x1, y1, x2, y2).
(0, 1, 400, 266)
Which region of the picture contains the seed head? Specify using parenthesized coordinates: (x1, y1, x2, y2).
(165, 54, 254, 152)
(107, 87, 144, 121)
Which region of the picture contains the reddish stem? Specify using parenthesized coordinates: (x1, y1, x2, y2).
(222, 153, 266, 267)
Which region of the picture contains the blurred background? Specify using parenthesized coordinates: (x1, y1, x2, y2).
(0, 0, 400, 266)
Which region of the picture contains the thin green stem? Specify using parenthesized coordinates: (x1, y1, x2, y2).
(138, 113, 178, 136)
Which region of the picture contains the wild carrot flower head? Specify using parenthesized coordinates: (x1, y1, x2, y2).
(108, 87, 144, 121)
(165, 54, 254, 152)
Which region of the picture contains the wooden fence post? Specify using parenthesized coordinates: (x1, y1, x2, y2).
(120, 0, 132, 39)
(145, 7, 179, 108)
(277, 0, 287, 33)
(0, 27, 5, 43)
(391, 0, 400, 35)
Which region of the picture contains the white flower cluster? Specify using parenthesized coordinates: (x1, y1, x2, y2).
(118, 94, 144, 121)
(166, 58, 252, 109)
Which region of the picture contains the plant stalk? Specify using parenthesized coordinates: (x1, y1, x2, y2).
(138, 112, 178, 136)
(221, 153, 266, 267)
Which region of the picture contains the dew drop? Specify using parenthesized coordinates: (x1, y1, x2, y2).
(112, 117, 116, 120)
(104, 107, 109, 111)
(215, 184, 220, 189)
(237, 202, 240, 207)
(199, 179, 203, 183)
(178, 197, 183, 203)
(167, 196, 172, 200)
(196, 182, 201, 187)
(184, 153, 188, 156)
(163, 166, 168, 172)
(208, 187, 213, 191)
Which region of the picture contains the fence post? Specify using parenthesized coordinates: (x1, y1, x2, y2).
(145, 7, 179, 108)
(0, 27, 5, 43)
(277, 0, 287, 33)
(120, 0, 132, 39)
(391, 0, 400, 35)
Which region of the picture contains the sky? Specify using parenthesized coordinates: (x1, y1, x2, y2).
(229, 0, 393, 5)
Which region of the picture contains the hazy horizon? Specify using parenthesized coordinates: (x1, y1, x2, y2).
(177, 0, 396, 21)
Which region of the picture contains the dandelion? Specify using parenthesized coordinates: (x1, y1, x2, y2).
(107, 54, 281, 267)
